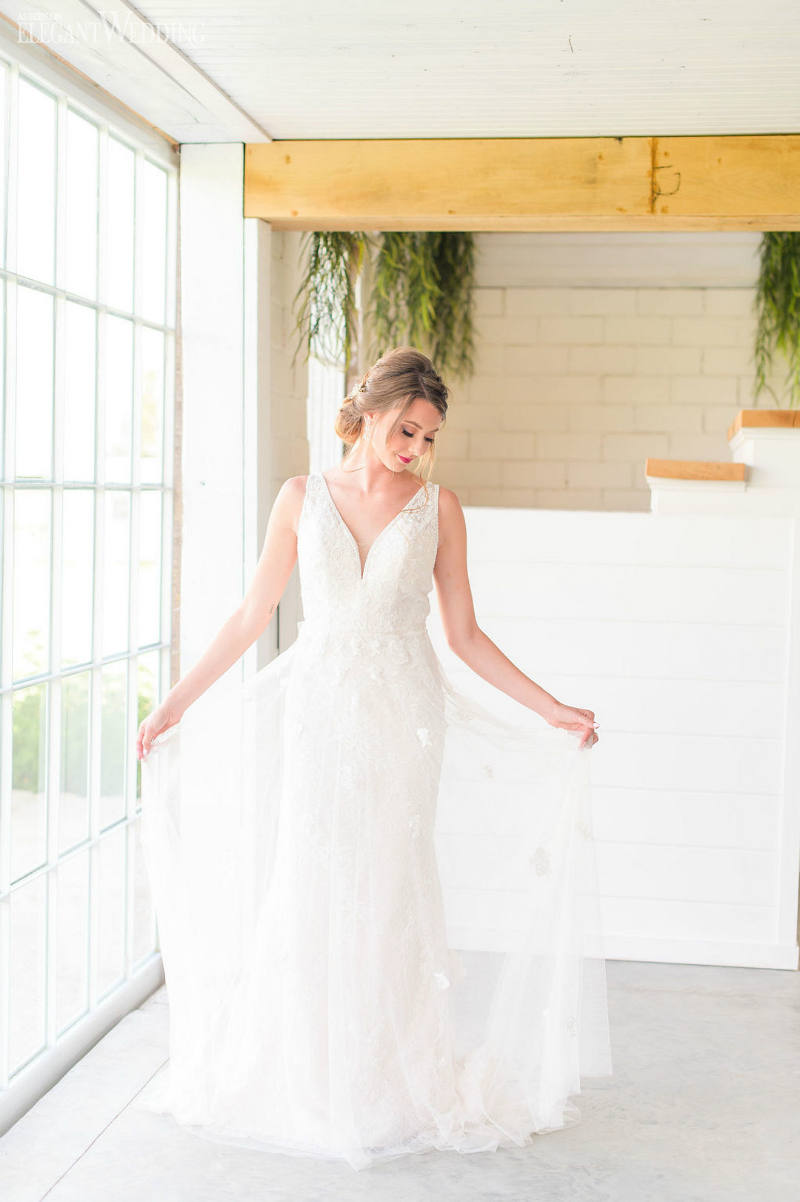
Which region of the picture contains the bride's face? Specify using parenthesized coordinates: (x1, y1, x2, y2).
(370, 399, 443, 472)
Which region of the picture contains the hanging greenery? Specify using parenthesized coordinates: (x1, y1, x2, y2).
(369, 232, 475, 380)
(291, 230, 800, 410)
(291, 232, 369, 374)
(754, 232, 800, 408)
(292, 231, 476, 385)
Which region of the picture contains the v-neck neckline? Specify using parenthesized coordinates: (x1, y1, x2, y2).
(318, 472, 426, 582)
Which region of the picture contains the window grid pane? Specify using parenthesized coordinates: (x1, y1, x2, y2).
(0, 46, 176, 1093)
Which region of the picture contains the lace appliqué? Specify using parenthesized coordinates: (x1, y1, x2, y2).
(531, 846, 552, 875)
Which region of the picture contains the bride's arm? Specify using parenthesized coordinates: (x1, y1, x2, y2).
(432, 486, 598, 746)
(137, 475, 305, 758)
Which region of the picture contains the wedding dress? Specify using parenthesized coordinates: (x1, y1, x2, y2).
(136, 471, 613, 1172)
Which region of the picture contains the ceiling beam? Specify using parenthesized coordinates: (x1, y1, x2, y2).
(0, 0, 269, 144)
(244, 135, 800, 231)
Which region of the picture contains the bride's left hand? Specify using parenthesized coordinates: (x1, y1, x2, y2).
(544, 701, 599, 748)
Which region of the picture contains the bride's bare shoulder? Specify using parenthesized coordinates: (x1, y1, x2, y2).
(272, 475, 311, 531)
(283, 473, 310, 493)
(436, 484, 464, 516)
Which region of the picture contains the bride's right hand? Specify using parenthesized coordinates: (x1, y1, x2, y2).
(137, 700, 184, 761)
(544, 701, 599, 748)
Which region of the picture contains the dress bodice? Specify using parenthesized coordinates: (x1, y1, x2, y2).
(297, 472, 440, 635)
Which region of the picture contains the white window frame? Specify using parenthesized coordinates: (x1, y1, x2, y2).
(0, 24, 179, 1133)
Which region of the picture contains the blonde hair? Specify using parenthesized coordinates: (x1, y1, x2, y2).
(334, 346, 448, 489)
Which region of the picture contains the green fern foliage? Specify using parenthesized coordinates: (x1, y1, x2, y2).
(754, 232, 800, 408)
(292, 230, 475, 384)
(291, 231, 369, 371)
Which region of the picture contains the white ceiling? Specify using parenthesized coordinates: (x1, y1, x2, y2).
(1, 0, 798, 146)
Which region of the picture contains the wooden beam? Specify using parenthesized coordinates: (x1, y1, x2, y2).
(244, 135, 800, 231)
(652, 136, 800, 224)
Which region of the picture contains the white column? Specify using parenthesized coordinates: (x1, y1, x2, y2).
(178, 143, 252, 681)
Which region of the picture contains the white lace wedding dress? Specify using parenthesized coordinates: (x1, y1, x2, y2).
(136, 472, 612, 1171)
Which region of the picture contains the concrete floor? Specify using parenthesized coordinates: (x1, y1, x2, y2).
(1, 958, 798, 1202)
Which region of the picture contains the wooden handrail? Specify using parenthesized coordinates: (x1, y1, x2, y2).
(646, 410, 799, 482)
(727, 409, 800, 442)
(645, 458, 747, 482)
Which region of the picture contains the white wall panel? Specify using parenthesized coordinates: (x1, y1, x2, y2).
(428, 433, 800, 970)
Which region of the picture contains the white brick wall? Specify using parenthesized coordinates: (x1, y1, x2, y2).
(436, 235, 791, 510)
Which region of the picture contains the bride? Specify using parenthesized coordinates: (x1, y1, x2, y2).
(135, 345, 612, 1172)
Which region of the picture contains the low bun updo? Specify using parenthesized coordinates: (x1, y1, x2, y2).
(334, 347, 448, 483)
(334, 370, 372, 446)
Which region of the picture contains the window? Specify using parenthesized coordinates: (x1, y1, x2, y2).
(0, 47, 177, 1091)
